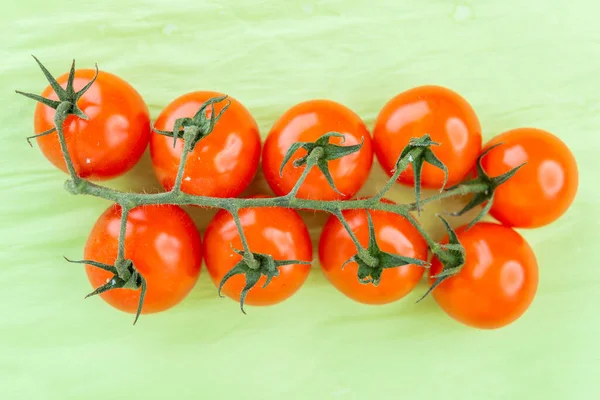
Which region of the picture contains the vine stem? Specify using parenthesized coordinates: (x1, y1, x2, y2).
(373, 147, 423, 201)
(115, 206, 131, 280)
(54, 101, 79, 182)
(286, 148, 321, 199)
(408, 183, 489, 210)
(116, 207, 130, 262)
(171, 127, 197, 194)
(333, 209, 378, 268)
(65, 179, 485, 220)
(403, 211, 437, 249)
(229, 207, 259, 270)
(334, 209, 363, 250)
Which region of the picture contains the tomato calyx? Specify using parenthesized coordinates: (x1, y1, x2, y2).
(153, 95, 231, 151)
(218, 247, 312, 314)
(16, 56, 98, 147)
(448, 143, 525, 228)
(341, 211, 429, 285)
(279, 132, 365, 195)
(393, 135, 448, 214)
(64, 256, 147, 325)
(417, 215, 465, 302)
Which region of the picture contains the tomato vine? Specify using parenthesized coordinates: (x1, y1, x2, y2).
(17, 58, 524, 324)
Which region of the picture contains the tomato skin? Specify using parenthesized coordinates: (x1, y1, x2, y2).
(203, 197, 313, 306)
(34, 69, 151, 180)
(373, 85, 482, 188)
(481, 128, 578, 228)
(150, 91, 261, 198)
(84, 204, 202, 314)
(262, 100, 373, 200)
(430, 222, 538, 329)
(319, 205, 428, 304)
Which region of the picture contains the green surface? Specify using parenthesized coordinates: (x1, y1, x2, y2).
(2, 1, 598, 399)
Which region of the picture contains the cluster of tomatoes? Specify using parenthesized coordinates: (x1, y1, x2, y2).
(29, 64, 578, 329)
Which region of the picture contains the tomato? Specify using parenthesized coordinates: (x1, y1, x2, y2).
(480, 127, 578, 228)
(319, 204, 428, 304)
(203, 197, 313, 306)
(150, 91, 261, 197)
(34, 69, 151, 180)
(429, 222, 538, 329)
(262, 100, 373, 200)
(373, 85, 482, 188)
(84, 204, 202, 314)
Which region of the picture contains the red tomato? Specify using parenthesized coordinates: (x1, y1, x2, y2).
(34, 69, 151, 180)
(319, 205, 428, 304)
(481, 127, 578, 228)
(373, 85, 482, 188)
(150, 91, 261, 198)
(429, 222, 538, 329)
(84, 204, 202, 314)
(203, 197, 313, 306)
(262, 100, 373, 200)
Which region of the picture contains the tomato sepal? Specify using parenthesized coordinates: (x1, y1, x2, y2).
(153, 95, 231, 150)
(417, 215, 466, 302)
(278, 132, 365, 195)
(64, 256, 147, 325)
(393, 135, 448, 214)
(341, 211, 429, 286)
(16, 56, 99, 149)
(218, 247, 312, 314)
(448, 143, 526, 228)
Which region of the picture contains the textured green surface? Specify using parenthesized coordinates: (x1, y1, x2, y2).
(2, 1, 598, 399)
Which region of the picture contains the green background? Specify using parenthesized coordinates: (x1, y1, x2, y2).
(2, 1, 598, 399)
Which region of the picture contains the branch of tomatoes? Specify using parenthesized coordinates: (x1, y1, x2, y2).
(17, 57, 579, 329)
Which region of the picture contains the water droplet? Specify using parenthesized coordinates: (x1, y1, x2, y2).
(302, 4, 314, 14)
(162, 24, 178, 36)
(453, 4, 472, 22)
(85, 158, 91, 164)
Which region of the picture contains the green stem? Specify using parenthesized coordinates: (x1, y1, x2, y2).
(171, 128, 196, 194)
(66, 180, 413, 214)
(116, 207, 130, 262)
(373, 147, 422, 201)
(54, 101, 79, 182)
(114, 206, 131, 280)
(229, 207, 259, 270)
(333, 210, 380, 268)
(286, 147, 322, 199)
(334, 210, 364, 251)
(408, 183, 489, 211)
(403, 211, 437, 250)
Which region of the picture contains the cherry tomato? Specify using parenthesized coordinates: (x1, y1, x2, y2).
(84, 204, 202, 314)
(203, 196, 313, 306)
(373, 85, 482, 188)
(319, 204, 428, 304)
(481, 127, 578, 228)
(262, 100, 373, 200)
(34, 69, 151, 180)
(429, 222, 538, 329)
(150, 91, 261, 198)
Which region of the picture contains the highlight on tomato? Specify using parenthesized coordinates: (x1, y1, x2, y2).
(150, 91, 261, 198)
(480, 127, 578, 228)
(429, 222, 538, 329)
(319, 204, 428, 305)
(373, 85, 482, 189)
(33, 67, 151, 180)
(84, 204, 202, 315)
(262, 99, 373, 200)
(203, 196, 313, 308)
